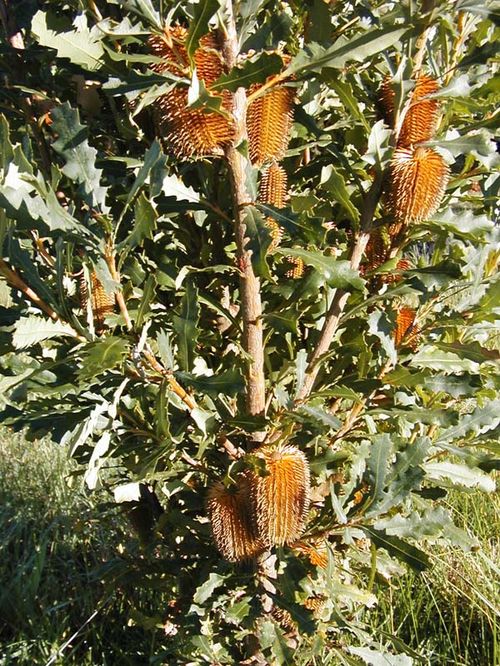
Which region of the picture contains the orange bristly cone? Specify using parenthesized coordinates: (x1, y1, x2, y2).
(259, 161, 287, 249)
(249, 444, 310, 547)
(393, 307, 419, 349)
(206, 480, 264, 562)
(293, 538, 328, 568)
(362, 227, 390, 274)
(148, 27, 234, 157)
(246, 60, 295, 166)
(398, 75, 440, 147)
(80, 271, 115, 332)
(285, 256, 305, 279)
(387, 146, 449, 227)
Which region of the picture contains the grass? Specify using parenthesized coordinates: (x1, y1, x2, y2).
(0, 428, 498, 665)
(0, 429, 168, 666)
(368, 490, 499, 665)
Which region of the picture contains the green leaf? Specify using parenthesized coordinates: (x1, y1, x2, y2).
(320, 165, 360, 224)
(123, 0, 161, 29)
(363, 120, 392, 169)
(124, 141, 162, 212)
(173, 281, 200, 371)
(368, 310, 397, 365)
(426, 129, 497, 167)
(120, 192, 158, 251)
(243, 206, 272, 279)
(275, 249, 364, 290)
(12, 316, 77, 349)
(161, 173, 201, 204)
(193, 572, 225, 604)
(31, 11, 105, 70)
(426, 209, 494, 239)
(211, 52, 284, 92)
(362, 527, 430, 572)
(348, 646, 412, 666)
(299, 404, 341, 430)
(435, 400, 500, 445)
(186, 0, 220, 64)
(51, 103, 108, 212)
(135, 274, 157, 328)
(423, 461, 496, 492)
(155, 378, 171, 439)
(410, 345, 481, 374)
(176, 369, 244, 397)
(288, 25, 408, 75)
(78, 337, 130, 382)
(366, 434, 393, 506)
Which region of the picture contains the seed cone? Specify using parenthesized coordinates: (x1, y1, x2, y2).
(398, 75, 440, 147)
(80, 271, 115, 332)
(393, 306, 419, 349)
(247, 70, 295, 166)
(148, 26, 234, 157)
(206, 480, 263, 562)
(259, 161, 287, 249)
(387, 146, 449, 227)
(380, 74, 440, 147)
(249, 444, 310, 547)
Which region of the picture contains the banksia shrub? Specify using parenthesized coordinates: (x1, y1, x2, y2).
(387, 146, 449, 227)
(249, 444, 310, 547)
(393, 306, 419, 349)
(206, 480, 263, 562)
(247, 65, 295, 165)
(148, 27, 234, 157)
(259, 161, 287, 249)
(80, 271, 115, 332)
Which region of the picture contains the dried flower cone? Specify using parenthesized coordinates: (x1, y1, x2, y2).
(362, 227, 390, 274)
(206, 481, 263, 562)
(293, 538, 328, 568)
(380, 75, 396, 127)
(148, 27, 234, 157)
(393, 307, 419, 349)
(381, 258, 413, 284)
(259, 161, 287, 249)
(398, 75, 440, 147)
(249, 444, 310, 547)
(80, 272, 115, 331)
(247, 79, 295, 166)
(387, 147, 449, 226)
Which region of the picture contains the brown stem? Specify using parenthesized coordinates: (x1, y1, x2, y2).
(221, 6, 266, 421)
(105, 248, 134, 331)
(0, 258, 58, 321)
(295, 174, 383, 403)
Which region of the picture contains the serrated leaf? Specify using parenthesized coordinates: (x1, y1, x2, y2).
(78, 337, 130, 382)
(124, 141, 162, 212)
(31, 11, 105, 70)
(426, 129, 497, 166)
(410, 346, 480, 374)
(123, 0, 161, 29)
(426, 208, 494, 238)
(120, 192, 158, 251)
(363, 119, 392, 169)
(186, 0, 220, 63)
(135, 274, 157, 328)
(176, 368, 244, 397)
(424, 461, 496, 492)
(12, 315, 77, 349)
(161, 173, 201, 203)
(368, 310, 397, 365)
(243, 206, 272, 279)
(320, 165, 360, 223)
(348, 646, 412, 666)
(362, 527, 430, 572)
(366, 434, 393, 506)
(299, 404, 342, 430)
(173, 281, 200, 371)
(193, 572, 225, 604)
(275, 248, 364, 290)
(288, 25, 408, 75)
(211, 52, 283, 92)
(51, 103, 108, 212)
(435, 400, 500, 444)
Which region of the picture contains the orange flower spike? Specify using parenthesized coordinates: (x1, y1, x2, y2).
(285, 257, 305, 279)
(206, 480, 264, 562)
(249, 444, 310, 547)
(388, 147, 449, 226)
(259, 161, 288, 250)
(247, 82, 295, 166)
(393, 307, 419, 349)
(398, 74, 440, 147)
(148, 27, 234, 157)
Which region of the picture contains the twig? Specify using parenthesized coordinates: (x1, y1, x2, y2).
(295, 174, 383, 403)
(222, 5, 266, 421)
(104, 247, 134, 331)
(0, 258, 57, 321)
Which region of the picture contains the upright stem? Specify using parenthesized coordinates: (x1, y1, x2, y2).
(295, 174, 383, 403)
(222, 4, 266, 420)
